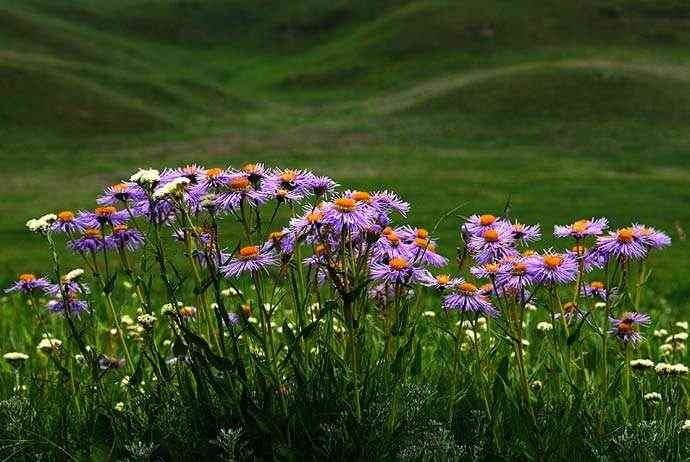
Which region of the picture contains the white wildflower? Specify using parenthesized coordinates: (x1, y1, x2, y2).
(537, 321, 553, 332)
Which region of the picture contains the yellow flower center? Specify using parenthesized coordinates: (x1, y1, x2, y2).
(512, 262, 527, 275)
(479, 214, 496, 226)
(334, 197, 356, 212)
(389, 257, 409, 270)
(113, 224, 128, 234)
(485, 263, 499, 273)
(95, 206, 117, 216)
(58, 211, 74, 222)
(414, 238, 435, 252)
(436, 274, 450, 285)
(280, 170, 298, 183)
(522, 249, 536, 257)
(19, 274, 36, 282)
(571, 219, 590, 233)
(617, 228, 634, 243)
(563, 301, 578, 313)
(459, 282, 478, 295)
(590, 281, 604, 290)
(276, 188, 289, 198)
(269, 231, 284, 241)
(483, 229, 499, 242)
(112, 183, 128, 192)
(351, 191, 371, 202)
(314, 244, 327, 255)
(307, 211, 323, 223)
(416, 228, 429, 239)
(239, 246, 259, 258)
(229, 177, 250, 191)
(571, 244, 586, 255)
(84, 228, 102, 239)
(543, 255, 563, 269)
(242, 163, 257, 174)
(206, 168, 223, 178)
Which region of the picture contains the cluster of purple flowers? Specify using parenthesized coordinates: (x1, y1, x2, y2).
(5, 273, 90, 315)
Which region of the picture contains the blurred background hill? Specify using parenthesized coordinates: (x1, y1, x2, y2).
(1, 0, 689, 301)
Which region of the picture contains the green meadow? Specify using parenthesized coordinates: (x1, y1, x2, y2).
(1, 0, 690, 302)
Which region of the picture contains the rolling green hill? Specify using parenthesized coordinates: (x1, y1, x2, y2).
(1, 0, 689, 302)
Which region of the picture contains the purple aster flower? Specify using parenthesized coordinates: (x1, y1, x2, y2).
(370, 190, 410, 216)
(46, 280, 89, 296)
(263, 168, 315, 197)
(580, 280, 608, 299)
(323, 197, 372, 233)
(215, 173, 269, 211)
(221, 245, 277, 278)
(97, 182, 143, 205)
(5, 274, 52, 294)
(310, 175, 338, 197)
(289, 206, 327, 240)
(467, 225, 517, 264)
(407, 238, 449, 267)
(443, 282, 499, 317)
(553, 301, 584, 322)
(68, 228, 114, 253)
(608, 312, 650, 345)
(568, 244, 608, 272)
(239, 162, 267, 183)
(265, 229, 295, 255)
(554, 217, 608, 239)
(160, 164, 206, 185)
(190, 167, 233, 196)
(495, 259, 534, 292)
(224, 312, 240, 328)
(418, 272, 462, 290)
(109, 224, 145, 251)
(47, 295, 89, 315)
(470, 262, 502, 280)
(525, 251, 578, 285)
(632, 224, 672, 250)
(75, 206, 129, 230)
(596, 228, 647, 260)
(510, 221, 541, 244)
(462, 214, 507, 237)
(372, 230, 409, 260)
(369, 257, 425, 285)
(51, 211, 84, 234)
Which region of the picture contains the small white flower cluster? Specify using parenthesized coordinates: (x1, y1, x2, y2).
(152, 177, 190, 200)
(654, 362, 689, 376)
(37, 336, 62, 353)
(221, 287, 242, 297)
(682, 420, 690, 433)
(3, 352, 29, 367)
(137, 313, 157, 330)
(422, 310, 436, 318)
(644, 392, 662, 402)
(26, 213, 57, 232)
(130, 168, 160, 186)
(63, 268, 84, 282)
(537, 321, 553, 332)
(630, 359, 655, 370)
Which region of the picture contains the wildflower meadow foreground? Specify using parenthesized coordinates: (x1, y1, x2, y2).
(2, 164, 688, 461)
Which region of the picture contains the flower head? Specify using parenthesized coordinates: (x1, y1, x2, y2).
(554, 217, 608, 239)
(596, 228, 647, 260)
(608, 312, 650, 345)
(5, 274, 52, 295)
(525, 251, 578, 285)
(443, 282, 498, 317)
(221, 245, 277, 278)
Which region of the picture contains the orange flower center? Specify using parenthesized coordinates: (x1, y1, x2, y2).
(590, 281, 604, 290)
(95, 206, 117, 216)
(84, 228, 102, 239)
(229, 177, 250, 191)
(113, 224, 128, 233)
(436, 274, 450, 285)
(280, 170, 298, 183)
(58, 211, 74, 222)
(571, 219, 590, 233)
(314, 244, 327, 255)
(414, 238, 435, 252)
(617, 228, 634, 243)
(485, 263, 499, 273)
(479, 214, 496, 226)
(269, 231, 284, 241)
(543, 255, 563, 269)
(459, 282, 478, 295)
(617, 321, 634, 334)
(512, 262, 527, 275)
(351, 191, 371, 202)
(19, 274, 36, 282)
(239, 246, 259, 258)
(382, 227, 393, 236)
(389, 257, 409, 270)
(206, 168, 223, 178)
(386, 233, 400, 245)
(416, 228, 429, 239)
(242, 163, 257, 173)
(483, 229, 499, 242)
(334, 197, 356, 212)
(563, 302, 578, 313)
(571, 244, 586, 255)
(522, 249, 536, 257)
(112, 183, 128, 192)
(276, 188, 289, 198)
(307, 211, 323, 223)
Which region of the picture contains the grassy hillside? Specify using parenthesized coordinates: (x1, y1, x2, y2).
(1, 0, 689, 301)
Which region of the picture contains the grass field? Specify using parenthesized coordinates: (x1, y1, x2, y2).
(2, 0, 690, 302)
